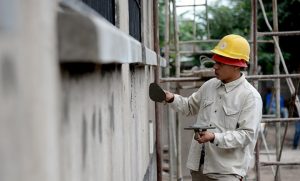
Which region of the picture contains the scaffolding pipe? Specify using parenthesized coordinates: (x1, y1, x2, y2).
(176, 50, 212, 54)
(258, 30, 300, 37)
(160, 74, 300, 83)
(175, 4, 205, 7)
(153, 0, 162, 180)
(193, 0, 196, 53)
(246, 74, 300, 80)
(251, 0, 258, 76)
(164, 0, 170, 78)
(180, 39, 220, 44)
(172, 0, 182, 179)
(262, 117, 300, 123)
(271, 1, 281, 180)
(160, 77, 202, 82)
(179, 39, 273, 44)
(172, 0, 180, 78)
(251, 0, 260, 180)
(261, 162, 300, 166)
(163, 0, 176, 180)
(205, 0, 210, 39)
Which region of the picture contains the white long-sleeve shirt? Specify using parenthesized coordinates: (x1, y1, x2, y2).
(170, 74, 262, 177)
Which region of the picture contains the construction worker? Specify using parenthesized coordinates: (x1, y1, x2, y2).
(164, 34, 262, 181)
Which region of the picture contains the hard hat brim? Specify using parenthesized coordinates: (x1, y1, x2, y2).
(212, 54, 248, 68)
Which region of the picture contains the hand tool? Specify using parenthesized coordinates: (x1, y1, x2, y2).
(149, 82, 166, 102)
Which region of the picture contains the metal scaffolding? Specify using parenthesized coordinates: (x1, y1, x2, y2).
(161, 0, 300, 181)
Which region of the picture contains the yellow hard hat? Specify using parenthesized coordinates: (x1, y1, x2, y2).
(211, 34, 250, 62)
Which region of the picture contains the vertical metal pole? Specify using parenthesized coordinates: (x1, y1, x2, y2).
(164, 0, 175, 180)
(255, 139, 261, 181)
(173, 0, 180, 78)
(272, 0, 281, 180)
(175, 90, 182, 181)
(251, 0, 258, 76)
(172, 0, 182, 179)
(153, 0, 162, 180)
(205, 0, 210, 39)
(164, 0, 170, 79)
(193, 0, 196, 52)
(251, 0, 260, 181)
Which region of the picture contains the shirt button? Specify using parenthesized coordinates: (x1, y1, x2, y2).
(219, 96, 221, 99)
(214, 110, 217, 113)
(216, 144, 218, 146)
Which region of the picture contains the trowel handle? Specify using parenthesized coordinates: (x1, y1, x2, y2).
(194, 129, 207, 133)
(193, 129, 207, 140)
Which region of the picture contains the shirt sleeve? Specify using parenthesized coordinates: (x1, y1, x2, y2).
(213, 94, 262, 149)
(169, 88, 203, 116)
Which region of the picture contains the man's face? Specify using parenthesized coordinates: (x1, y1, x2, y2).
(213, 62, 239, 83)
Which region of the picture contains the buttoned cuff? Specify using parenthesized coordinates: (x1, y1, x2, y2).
(212, 132, 222, 147)
(169, 94, 179, 106)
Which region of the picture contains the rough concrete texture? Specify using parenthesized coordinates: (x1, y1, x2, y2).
(60, 64, 156, 181)
(0, 0, 60, 181)
(1, 0, 160, 180)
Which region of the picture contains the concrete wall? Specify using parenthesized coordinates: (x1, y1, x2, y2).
(0, 0, 160, 180)
(59, 64, 156, 181)
(0, 0, 60, 181)
(57, 0, 160, 179)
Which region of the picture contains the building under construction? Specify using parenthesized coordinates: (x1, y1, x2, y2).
(0, 0, 300, 181)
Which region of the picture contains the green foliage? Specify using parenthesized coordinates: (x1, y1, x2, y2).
(158, 0, 167, 47)
(208, 0, 251, 39)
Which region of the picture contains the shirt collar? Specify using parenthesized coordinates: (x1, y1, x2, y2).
(216, 73, 245, 93)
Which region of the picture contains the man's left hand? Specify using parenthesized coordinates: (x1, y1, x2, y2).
(194, 131, 215, 144)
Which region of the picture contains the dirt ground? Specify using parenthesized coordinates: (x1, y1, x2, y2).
(246, 122, 300, 181)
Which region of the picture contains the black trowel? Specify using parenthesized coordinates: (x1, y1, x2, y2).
(149, 82, 166, 102)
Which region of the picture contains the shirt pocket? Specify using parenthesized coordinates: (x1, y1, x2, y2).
(222, 105, 240, 130)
